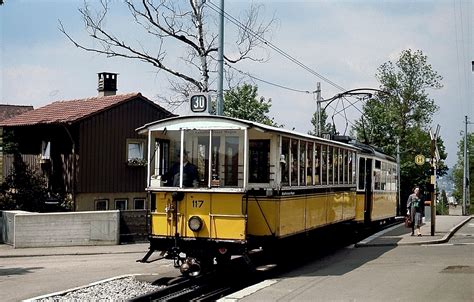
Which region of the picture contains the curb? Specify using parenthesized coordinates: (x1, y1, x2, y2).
(355, 216, 472, 247)
(437, 215, 472, 243)
(0, 249, 148, 259)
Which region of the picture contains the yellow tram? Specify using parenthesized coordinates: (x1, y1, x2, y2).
(137, 115, 397, 275)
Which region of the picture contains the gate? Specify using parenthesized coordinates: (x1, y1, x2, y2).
(119, 210, 149, 243)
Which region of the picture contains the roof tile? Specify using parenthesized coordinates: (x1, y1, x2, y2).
(0, 93, 143, 126)
(0, 105, 34, 122)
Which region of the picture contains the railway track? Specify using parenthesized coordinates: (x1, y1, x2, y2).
(129, 220, 402, 302)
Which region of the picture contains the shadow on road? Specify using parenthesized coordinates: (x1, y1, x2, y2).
(0, 266, 44, 276)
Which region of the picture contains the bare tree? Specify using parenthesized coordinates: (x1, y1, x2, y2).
(59, 0, 275, 110)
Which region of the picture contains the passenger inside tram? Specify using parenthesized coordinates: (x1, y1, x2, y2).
(166, 151, 198, 187)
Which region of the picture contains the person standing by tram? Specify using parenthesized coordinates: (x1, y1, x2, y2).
(406, 186, 423, 236)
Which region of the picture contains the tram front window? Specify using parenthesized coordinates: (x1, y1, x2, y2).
(153, 129, 244, 188)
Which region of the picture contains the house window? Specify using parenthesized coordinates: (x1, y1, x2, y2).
(133, 198, 145, 209)
(41, 141, 51, 159)
(95, 199, 108, 211)
(127, 139, 146, 165)
(115, 199, 128, 210)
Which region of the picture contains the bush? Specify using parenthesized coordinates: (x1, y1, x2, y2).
(1, 152, 51, 211)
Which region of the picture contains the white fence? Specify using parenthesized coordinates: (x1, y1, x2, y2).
(0, 210, 120, 248)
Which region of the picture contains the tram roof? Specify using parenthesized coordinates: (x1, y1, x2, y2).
(351, 141, 395, 162)
(137, 115, 359, 150)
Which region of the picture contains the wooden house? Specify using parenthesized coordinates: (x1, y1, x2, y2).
(0, 73, 173, 211)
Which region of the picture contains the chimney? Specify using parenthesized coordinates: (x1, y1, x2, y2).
(98, 72, 118, 97)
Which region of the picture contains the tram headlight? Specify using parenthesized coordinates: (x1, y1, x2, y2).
(188, 216, 203, 232)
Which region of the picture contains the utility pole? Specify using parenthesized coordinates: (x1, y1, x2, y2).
(430, 125, 440, 236)
(463, 116, 468, 215)
(316, 82, 321, 136)
(396, 138, 401, 216)
(216, 0, 224, 116)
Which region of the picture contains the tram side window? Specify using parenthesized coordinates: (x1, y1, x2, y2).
(291, 139, 298, 186)
(322, 145, 327, 185)
(249, 140, 270, 183)
(352, 152, 356, 184)
(338, 149, 343, 184)
(314, 144, 320, 185)
(300, 141, 306, 186)
(381, 162, 387, 191)
(281, 137, 290, 186)
(334, 147, 339, 184)
(328, 146, 333, 185)
(374, 160, 382, 190)
(343, 150, 349, 184)
(307, 142, 313, 185)
(358, 157, 365, 190)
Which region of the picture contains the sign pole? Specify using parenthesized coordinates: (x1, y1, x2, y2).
(430, 142, 436, 237)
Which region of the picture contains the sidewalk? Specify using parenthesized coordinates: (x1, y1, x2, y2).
(355, 215, 472, 247)
(0, 242, 150, 258)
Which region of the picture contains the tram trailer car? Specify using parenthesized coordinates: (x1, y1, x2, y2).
(137, 115, 397, 275)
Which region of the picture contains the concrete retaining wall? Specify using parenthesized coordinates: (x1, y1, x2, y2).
(3, 210, 120, 248)
(1, 211, 29, 245)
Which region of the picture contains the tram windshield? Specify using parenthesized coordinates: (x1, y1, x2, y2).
(150, 129, 244, 189)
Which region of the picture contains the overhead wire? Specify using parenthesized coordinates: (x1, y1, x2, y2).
(206, 0, 376, 133)
(205, 0, 346, 92)
(225, 62, 315, 94)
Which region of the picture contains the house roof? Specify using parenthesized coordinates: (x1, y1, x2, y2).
(0, 105, 34, 122)
(0, 93, 172, 127)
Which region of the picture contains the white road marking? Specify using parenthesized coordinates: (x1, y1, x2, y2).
(217, 279, 279, 301)
(356, 223, 402, 245)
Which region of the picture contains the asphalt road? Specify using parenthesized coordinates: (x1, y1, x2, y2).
(1, 221, 472, 302)
(236, 221, 474, 302)
(0, 252, 178, 302)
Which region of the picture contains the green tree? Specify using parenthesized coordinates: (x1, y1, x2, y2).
(0, 151, 49, 211)
(352, 49, 447, 206)
(223, 84, 279, 126)
(309, 108, 333, 136)
(451, 133, 474, 213)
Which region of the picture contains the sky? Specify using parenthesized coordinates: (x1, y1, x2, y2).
(0, 0, 473, 168)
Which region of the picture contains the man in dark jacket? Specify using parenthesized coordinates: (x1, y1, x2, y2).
(167, 152, 198, 187)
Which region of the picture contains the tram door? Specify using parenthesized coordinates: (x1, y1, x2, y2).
(364, 158, 373, 224)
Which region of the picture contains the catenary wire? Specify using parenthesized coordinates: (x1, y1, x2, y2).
(225, 62, 314, 94)
(205, 1, 345, 92)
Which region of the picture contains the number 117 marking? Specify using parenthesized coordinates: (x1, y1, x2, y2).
(192, 200, 204, 208)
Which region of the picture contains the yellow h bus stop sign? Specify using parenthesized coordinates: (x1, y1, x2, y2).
(415, 154, 425, 166)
